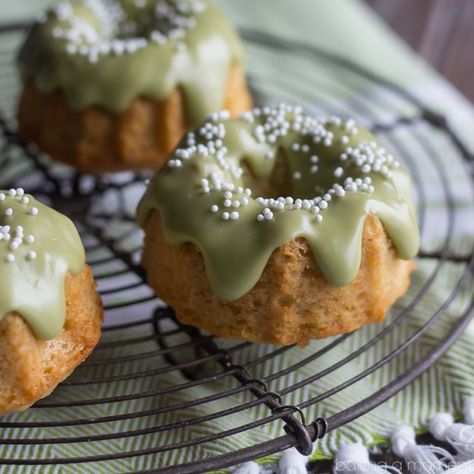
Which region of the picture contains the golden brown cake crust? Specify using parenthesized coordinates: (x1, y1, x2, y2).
(17, 65, 252, 174)
(142, 211, 414, 346)
(0, 265, 103, 415)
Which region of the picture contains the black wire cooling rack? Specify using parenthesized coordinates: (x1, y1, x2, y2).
(0, 21, 474, 474)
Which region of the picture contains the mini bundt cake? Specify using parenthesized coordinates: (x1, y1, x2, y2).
(17, 0, 252, 173)
(137, 105, 419, 346)
(0, 189, 102, 414)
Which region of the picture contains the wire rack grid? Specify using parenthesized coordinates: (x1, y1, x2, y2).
(0, 22, 473, 474)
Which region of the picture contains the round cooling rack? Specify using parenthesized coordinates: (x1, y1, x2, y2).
(0, 23, 474, 474)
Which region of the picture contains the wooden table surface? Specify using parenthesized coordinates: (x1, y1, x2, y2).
(365, 0, 474, 103)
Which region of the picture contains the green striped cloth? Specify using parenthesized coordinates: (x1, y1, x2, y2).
(0, 1, 474, 472)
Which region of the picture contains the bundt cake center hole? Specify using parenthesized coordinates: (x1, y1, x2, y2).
(242, 150, 294, 199)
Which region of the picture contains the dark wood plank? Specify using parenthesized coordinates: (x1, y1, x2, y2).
(365, 0, 474, 102)
(366, 0, 436, 51)
(434, 0, 474, 103)
(419, 0, 464, 67)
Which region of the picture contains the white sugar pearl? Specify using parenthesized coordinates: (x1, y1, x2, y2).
(26, 251, 37, 261)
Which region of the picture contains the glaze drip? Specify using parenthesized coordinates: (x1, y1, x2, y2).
(137, 105, 420, 300)
(18, 0, 244, 124)
(0, 190, 85, 339)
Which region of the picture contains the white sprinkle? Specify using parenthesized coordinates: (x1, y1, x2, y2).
(5, 254, 15, 263)
(334, 167, 344, 178)
(5, 208, 13, 216)
(26, 251, 37, 261)
(210, 205, 219, 213)
(230, 211, 239, 220)
(30, 207, 39, 216)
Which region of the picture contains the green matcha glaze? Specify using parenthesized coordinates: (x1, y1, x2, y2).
(18, 0, 243, 125)
(0, 191, 85, 340)
(137, 106, 420, 300)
